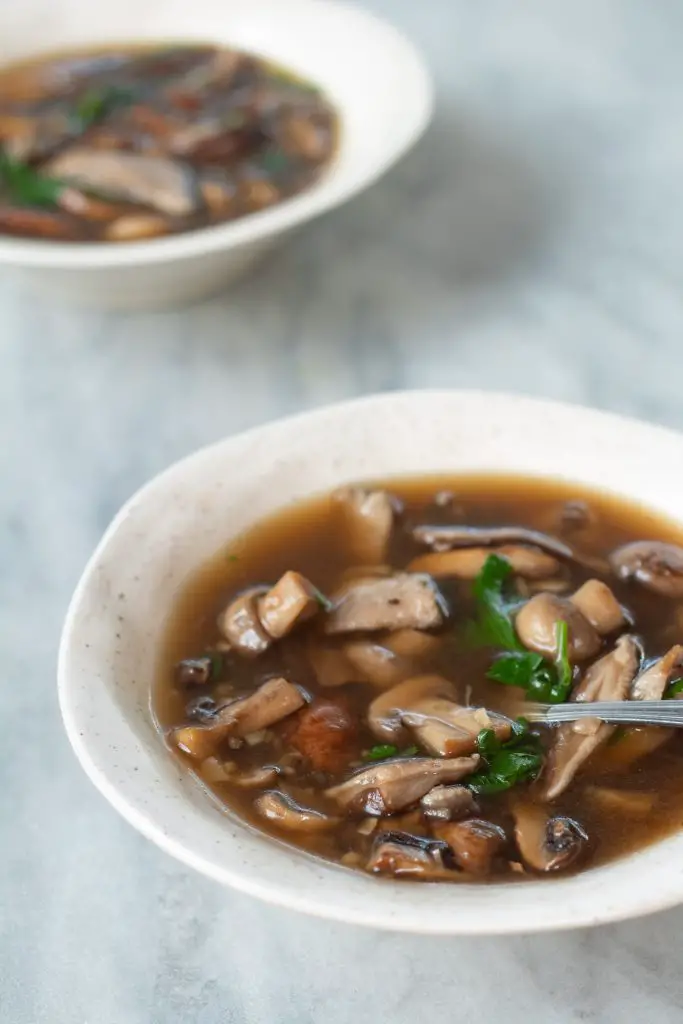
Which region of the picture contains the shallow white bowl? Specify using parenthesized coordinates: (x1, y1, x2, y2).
(1, 0, 432, 309)
(58, 391, 683, 933)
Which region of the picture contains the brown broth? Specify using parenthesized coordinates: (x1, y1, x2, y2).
(154, 475, 683, 880)
(0, 43, 338, 242)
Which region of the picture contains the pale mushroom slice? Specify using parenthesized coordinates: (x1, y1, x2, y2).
(401, 698, 512, 757)
(366, 831, 454, 879)
(217, 586, 271, 656)
(610, 540, 683, 598)
(46, 149, 201, 217)
(257, 570, 320, 639)
(601, 645, 683, 769)
(367, 675, 456, 744)
(433, 819, 507, 875)
(420, 785, 478, 822)
(326, 755, 480, 816)
(542, 635, 640, 800)
(515, 593, 601, 662)
(333, 487, 398, 564)
(513, 803, 588, 872)
(408, 545, 560, 580)
(340, 628, 441, 690)
(171, 677, 306, 760)
(254, 791, 339, 832)
(324, 574, 447, 634)
(569, 579, 627, 636)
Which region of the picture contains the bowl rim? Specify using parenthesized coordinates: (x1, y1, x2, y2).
(58, 389, 683, 934)
(0, 0, 433, 268)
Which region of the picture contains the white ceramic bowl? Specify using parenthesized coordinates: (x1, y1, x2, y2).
(59, 391, 683, 933)
(1, 0, 432, 309)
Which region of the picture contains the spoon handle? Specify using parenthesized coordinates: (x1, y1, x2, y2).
(526, 700, 683, 727)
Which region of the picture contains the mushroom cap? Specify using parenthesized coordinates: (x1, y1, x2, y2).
(514, 804, 588, 872)
(610, 540, 683, 598)
(515, 592, 601, 661)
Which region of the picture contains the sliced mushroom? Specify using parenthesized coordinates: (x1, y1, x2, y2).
(324, 573, 447, 634)
(333, 487, 397, 565)
(542, 635, 640, 800)
(412, 524, 575, 560)
(342, 639, 413, 688)
(326, 755, 480, 816)
(104, 214, 169, 241)
(257, 570, 320, 639)
(569, 579, 627, 635)
(420, 784, 479, 821)
(610, 540, 683, 598)
(387, 629, 442, 660)
(306, 641, 358, 688)
(433, 819, 506, 875)
(217, 586, 271, 656)
(254, 791, 339, 832)
(408, 545, 560, 580)
(366, 830, 453, 879)
(402, 698, 512, 757)
(45, 149, 201, 216)
(631, 645, 683, 700)
(513, 804, 588, 872)
(367, 675, 455, 744)
(515, 592, 601, 662)
(171, 676, 305, 760)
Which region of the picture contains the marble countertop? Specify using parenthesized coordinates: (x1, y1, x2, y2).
(4, 1, 683, 1021)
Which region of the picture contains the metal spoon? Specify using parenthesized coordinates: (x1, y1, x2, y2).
(525, 700, 683, 728)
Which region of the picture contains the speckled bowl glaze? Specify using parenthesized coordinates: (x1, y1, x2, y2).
(1, 0, 432, 309)
(58, 391, 683, 933)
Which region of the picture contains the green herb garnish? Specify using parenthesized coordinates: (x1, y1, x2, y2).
(364, 743, 420, 762)
(468, 555, 574, 704)
(465, 553, 523, 650)
(666, 678, 683, 699)
(0, 149, 63, 207)
(312, 586, 333, 612)
(259, 150, 290, 176)
(73, 84, 137, 130)
(467, 720, 544, 795)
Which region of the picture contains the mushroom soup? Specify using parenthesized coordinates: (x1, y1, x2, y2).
(155, 476, 683, 882)
(0, 44, 337, 242)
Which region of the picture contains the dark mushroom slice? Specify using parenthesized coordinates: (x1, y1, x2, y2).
(326, 755, 480, 816)
(171, 676, 306, 760)
(513, 804, 588, 872)
(610, 540, 683, 598)
(420, 785, 478, 822)
(0, 204, 82, 240)
(412, 523, 575, 561)
(45, 149, 202, 217)
(257, 570, 320, 639)
(408, 545, 560, 580)
(332, 487, 398, 565)
(366, 830, 454, 879)
(542, 635, 640, 800)
(324, 574, 447, 634)
(367, 675, 456, 744)
(402, 698, 513, 757)
(217, 586, 271, 656)
(254, 791, 339, 832)
(433, 819, 507, 875)
(515, 592, 601, 662)
(569, 579, 627, 635)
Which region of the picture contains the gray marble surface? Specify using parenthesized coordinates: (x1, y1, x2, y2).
(4, 1, 683, 1021)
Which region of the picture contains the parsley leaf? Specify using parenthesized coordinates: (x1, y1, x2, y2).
(465, 553, 523, 650)
(73, 84, 137, 130)
(0, 149, 63, 207)
(467, 720, 544, 795)
(364, 743, 419, 762)
(666, 678, 683, 699)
